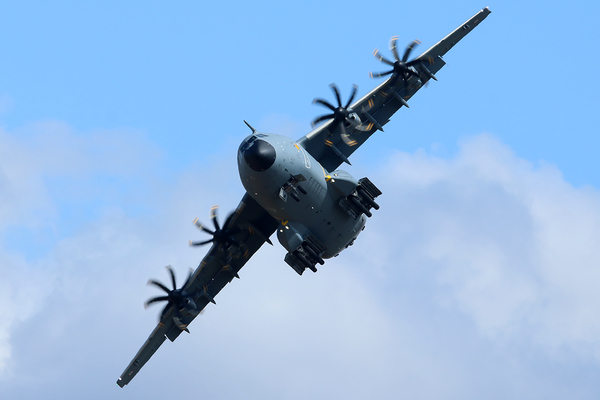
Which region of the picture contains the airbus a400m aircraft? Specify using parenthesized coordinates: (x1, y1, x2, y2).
(117, 7, 491, 387)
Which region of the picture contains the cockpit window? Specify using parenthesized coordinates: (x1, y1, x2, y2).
(240, 136, 257, 153)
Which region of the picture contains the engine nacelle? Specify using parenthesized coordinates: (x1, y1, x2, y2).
(178, 297, 199, 317)
(325, 169, 359, 198)
(276, 221, 308, 254)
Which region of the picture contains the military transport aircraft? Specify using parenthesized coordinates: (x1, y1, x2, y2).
(117, 7, 491, 387)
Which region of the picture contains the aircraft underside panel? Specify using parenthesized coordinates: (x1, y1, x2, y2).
(280, 175, 382, 275)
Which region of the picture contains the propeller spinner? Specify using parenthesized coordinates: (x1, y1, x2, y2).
(312, 83, 363, 147)
(190, 205, 241, 250)
(371, 38, 436, 84)
(145, 266, 196, 320)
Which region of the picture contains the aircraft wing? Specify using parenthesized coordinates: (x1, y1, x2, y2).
(297, 7, 491, 171)
(117, 194, 279, 387)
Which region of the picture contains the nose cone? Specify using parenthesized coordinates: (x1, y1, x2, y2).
(243, 138, 276, 172)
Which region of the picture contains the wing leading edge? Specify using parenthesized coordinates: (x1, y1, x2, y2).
(297, 7, 491, 171)
(117, 194, 278, 387)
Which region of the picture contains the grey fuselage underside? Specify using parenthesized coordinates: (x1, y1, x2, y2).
(237, 133, 367, 259)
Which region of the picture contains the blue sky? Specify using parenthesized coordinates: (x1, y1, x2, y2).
(2, 1, 600, 399)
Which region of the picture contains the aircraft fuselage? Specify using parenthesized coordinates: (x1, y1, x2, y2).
(237, 132, 380, 274)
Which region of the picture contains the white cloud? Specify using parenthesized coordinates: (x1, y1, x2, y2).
(0, 122, 163, 229)
(1, 128, 600, 399)
(0, 252, 53, 374)
(0, 121, 163, 379)
(363, 134, 600, 357)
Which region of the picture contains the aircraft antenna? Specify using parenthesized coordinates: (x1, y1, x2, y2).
(243, 120, 257, 134)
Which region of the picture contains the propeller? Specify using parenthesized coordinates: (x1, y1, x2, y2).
(371, 38, 433, 84)
(312, 83, 362, 146)
(190, 205, 241, 250)
(145, 266, 196, 320)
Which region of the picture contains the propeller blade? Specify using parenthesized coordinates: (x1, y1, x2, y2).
(146, 266, 197, 321)
(210, 205, 220, 231)
(189, 238, 215, 246)
(329, 84, 342, 107)
(339, 123, 350, 144)
(370, 70, 394, 78)
(312, 114, 335, 125)
(193, 218, 215, 235)
(345, 85, 358, 108)
(340, 123, 357, 147)
(373, 37, 425, 85)
(313, 98, 336, 111)
(402, 40, 420, 62)
(145, 296, 170, 308)
(313, 84, 361, 146)
(166, 266, 177, 290)
(390, 36, 400, 62)
(148, 279, 171, 294)
(373, 49, 394, 66)
(191, 206, 241, 252)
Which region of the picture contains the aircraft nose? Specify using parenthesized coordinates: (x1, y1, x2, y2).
(243, 138, 276, 172)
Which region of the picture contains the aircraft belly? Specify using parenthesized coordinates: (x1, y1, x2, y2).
(239, 133, 368, 260)
(301, 192, 367, 259)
